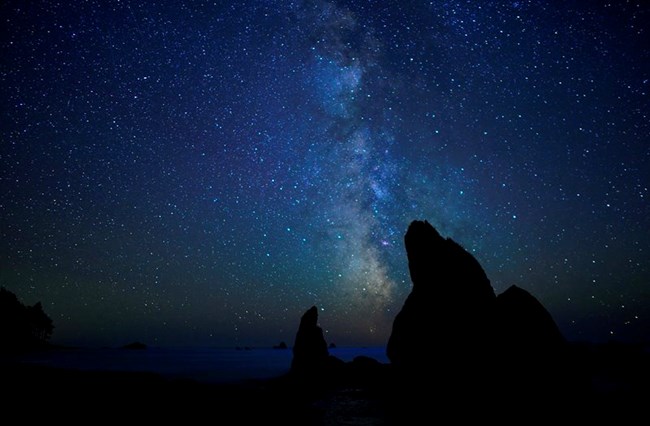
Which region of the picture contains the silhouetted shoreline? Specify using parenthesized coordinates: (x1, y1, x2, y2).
(3, 340, 648, 423)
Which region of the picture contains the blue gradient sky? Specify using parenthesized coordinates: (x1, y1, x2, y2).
(1, 1, 648, 347)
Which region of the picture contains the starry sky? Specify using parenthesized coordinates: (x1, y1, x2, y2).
(1, 1, 648, 347)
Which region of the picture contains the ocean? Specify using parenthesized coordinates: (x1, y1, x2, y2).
(15, 346, 389, 383)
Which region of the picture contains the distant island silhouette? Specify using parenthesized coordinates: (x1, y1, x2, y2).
(121, 342, 148, 350)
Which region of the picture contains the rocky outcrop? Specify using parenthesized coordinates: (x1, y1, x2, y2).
(291, 306, 330, 373)
(386, 220, 496, 368)
(494, 285, 565, 351)
(490, 285, 569, 398)
(386, 220, 566, 380)
(284, 220, 582, 413)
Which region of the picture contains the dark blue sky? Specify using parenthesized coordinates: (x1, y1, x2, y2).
(1, 1, 648, 347)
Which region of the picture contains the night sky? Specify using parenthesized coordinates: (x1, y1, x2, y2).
(1, 1, 648, 347)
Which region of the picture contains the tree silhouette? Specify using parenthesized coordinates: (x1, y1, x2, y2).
(27, 302, 54, 342)
(0, 287, 54, 350)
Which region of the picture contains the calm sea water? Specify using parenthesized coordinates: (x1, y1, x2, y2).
(16, 346, 389, 383)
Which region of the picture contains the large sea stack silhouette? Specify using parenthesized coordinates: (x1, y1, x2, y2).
(386, 220, 497, 369)
(289, 220, 570, 402)
(386, 220, 566, 385)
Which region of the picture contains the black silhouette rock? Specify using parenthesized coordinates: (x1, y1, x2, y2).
(121, 342, 147, 350)
(348, 355, 385, 383)
(387, 220, 496, 368)
(494, 285, 565, 352)
(386, 219, 569, 399)
(273, 341, 288, 350)
(491, 286, 569, 400)
(291, 306, 329, 373)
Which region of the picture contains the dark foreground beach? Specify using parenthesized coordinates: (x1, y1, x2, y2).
(3, 342, 649, 425)
(3, 359, 383, 424)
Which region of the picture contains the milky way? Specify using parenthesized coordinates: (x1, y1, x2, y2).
(1, 1, 648, 346)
